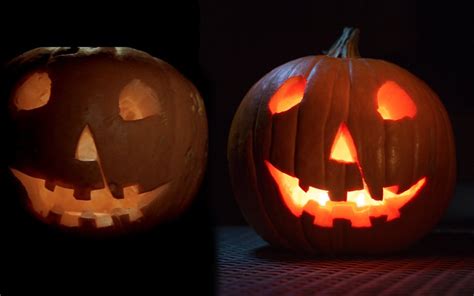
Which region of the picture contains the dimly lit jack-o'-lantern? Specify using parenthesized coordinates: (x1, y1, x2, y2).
(4, 47, 207, 233)
(228, 28, 455, 254)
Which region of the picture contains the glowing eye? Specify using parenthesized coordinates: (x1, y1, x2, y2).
(268, 76, 306, 114)
(377, 81, 416, 120)
(119, 79, 161, 121)
(13, 72, 51, 111)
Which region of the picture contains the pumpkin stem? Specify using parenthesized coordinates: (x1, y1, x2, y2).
(326, 27, 361, 58)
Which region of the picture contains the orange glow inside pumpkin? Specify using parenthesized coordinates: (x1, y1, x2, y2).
(268, 76, 306, 114)
(119, 79, 161, 121)
(75, 125, 98, 162)
(330, 123, 358, 163)
(266, 161, 426, 227)
(13, 72, 51, 111)
(10, 168, 166, 228)
(377, 81, 417, 120)
(10, 124, 168, 228)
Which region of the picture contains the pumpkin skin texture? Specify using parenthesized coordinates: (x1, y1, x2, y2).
(4, 47, 207, 234)
(228, 28, 456, 254)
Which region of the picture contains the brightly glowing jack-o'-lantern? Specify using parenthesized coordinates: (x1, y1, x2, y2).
(4, 47, 207, 233)
(228, 28, 456, 254)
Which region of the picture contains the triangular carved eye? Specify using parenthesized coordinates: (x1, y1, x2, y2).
(13, 72, 51, 111)
(119, 79, 161, 121)
(268, 76, 306, 115)
(377, 81, 416, 120)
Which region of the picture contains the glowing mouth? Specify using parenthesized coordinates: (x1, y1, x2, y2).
(265, 161, 426, 227)
(10, 168, 168, 228)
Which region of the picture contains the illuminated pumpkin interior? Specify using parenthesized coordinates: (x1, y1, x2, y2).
(266, 161, 426, 227)
(330, 123, 357, 163)
(13, 72, 51, 110)
(377, 81, 417, 120)
(10, 125, 168, 228)
(75, 125, 98, 162)
(268, 76, 306, 114)
(119, 79, 161, 121)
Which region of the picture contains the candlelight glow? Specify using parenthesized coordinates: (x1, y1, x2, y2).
(265, 161, 426, 227)
(377, 81, 416, 120)
(10, 168, 168, 228)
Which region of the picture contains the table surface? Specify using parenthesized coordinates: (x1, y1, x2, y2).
(217, 226, 474, 296)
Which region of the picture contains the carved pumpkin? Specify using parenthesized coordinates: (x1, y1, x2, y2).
(4, 47, 207, 232)
(228, 28, 456, 254)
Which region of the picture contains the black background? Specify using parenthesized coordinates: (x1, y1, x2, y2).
(1, 0, 474, 294)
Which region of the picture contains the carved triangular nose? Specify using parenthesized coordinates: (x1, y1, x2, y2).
(330, 123, 357, 164)
(75, 125, 98, 162)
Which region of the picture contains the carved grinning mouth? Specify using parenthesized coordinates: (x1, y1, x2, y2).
(10, 168, 169, 228)
(10, 125, 168, 228)
(265, 122, 427, 227)
(266, 161, 426, 227)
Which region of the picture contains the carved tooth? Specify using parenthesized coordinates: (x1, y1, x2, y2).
(60, 211, 81, 227)
(95, 214, 114, 228)
(73, 188, 91, 200)
(328, 189, 347, 202)
(46, 206, 63, 224)
(367, 185, 383, 201)
(79, 211, 96, 228)
(128, 208, 143, 222)
(298, 179, 309, 192)
(81, 211, 95, 219)
(44, 180, 56, 192)
(108, 182, 124, 199)
(111, 208, 130, 226)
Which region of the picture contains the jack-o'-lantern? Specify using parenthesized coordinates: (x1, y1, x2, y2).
(4, 47, 207, 233)
(228, 28, 456, 254)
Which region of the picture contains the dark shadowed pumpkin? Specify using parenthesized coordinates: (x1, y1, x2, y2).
(228, 28, 456, 254)
(4, 47, 207, 233)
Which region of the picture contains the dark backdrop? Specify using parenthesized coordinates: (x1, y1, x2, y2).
(200, 0, 474, 225)
(1, 0, 474, 293)
(0, 2, 215, 295)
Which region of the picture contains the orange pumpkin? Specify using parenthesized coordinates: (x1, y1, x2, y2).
(228, 28, 456, 254)
(5, 47, 207, 233)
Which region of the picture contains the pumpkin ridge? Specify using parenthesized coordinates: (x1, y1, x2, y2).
(291, 59, 323, 251)
(409, 65, 454, 224)
(294, 56, 327, 184)
(323, 59, 346, 201)
(382, 62, 428, 191)
(253, 71, 297, 249)
(228, 83, 289, 248)
(294, 57, 332, 189)
(359, 58, 387, 200)
(302, 59, 344, 248)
